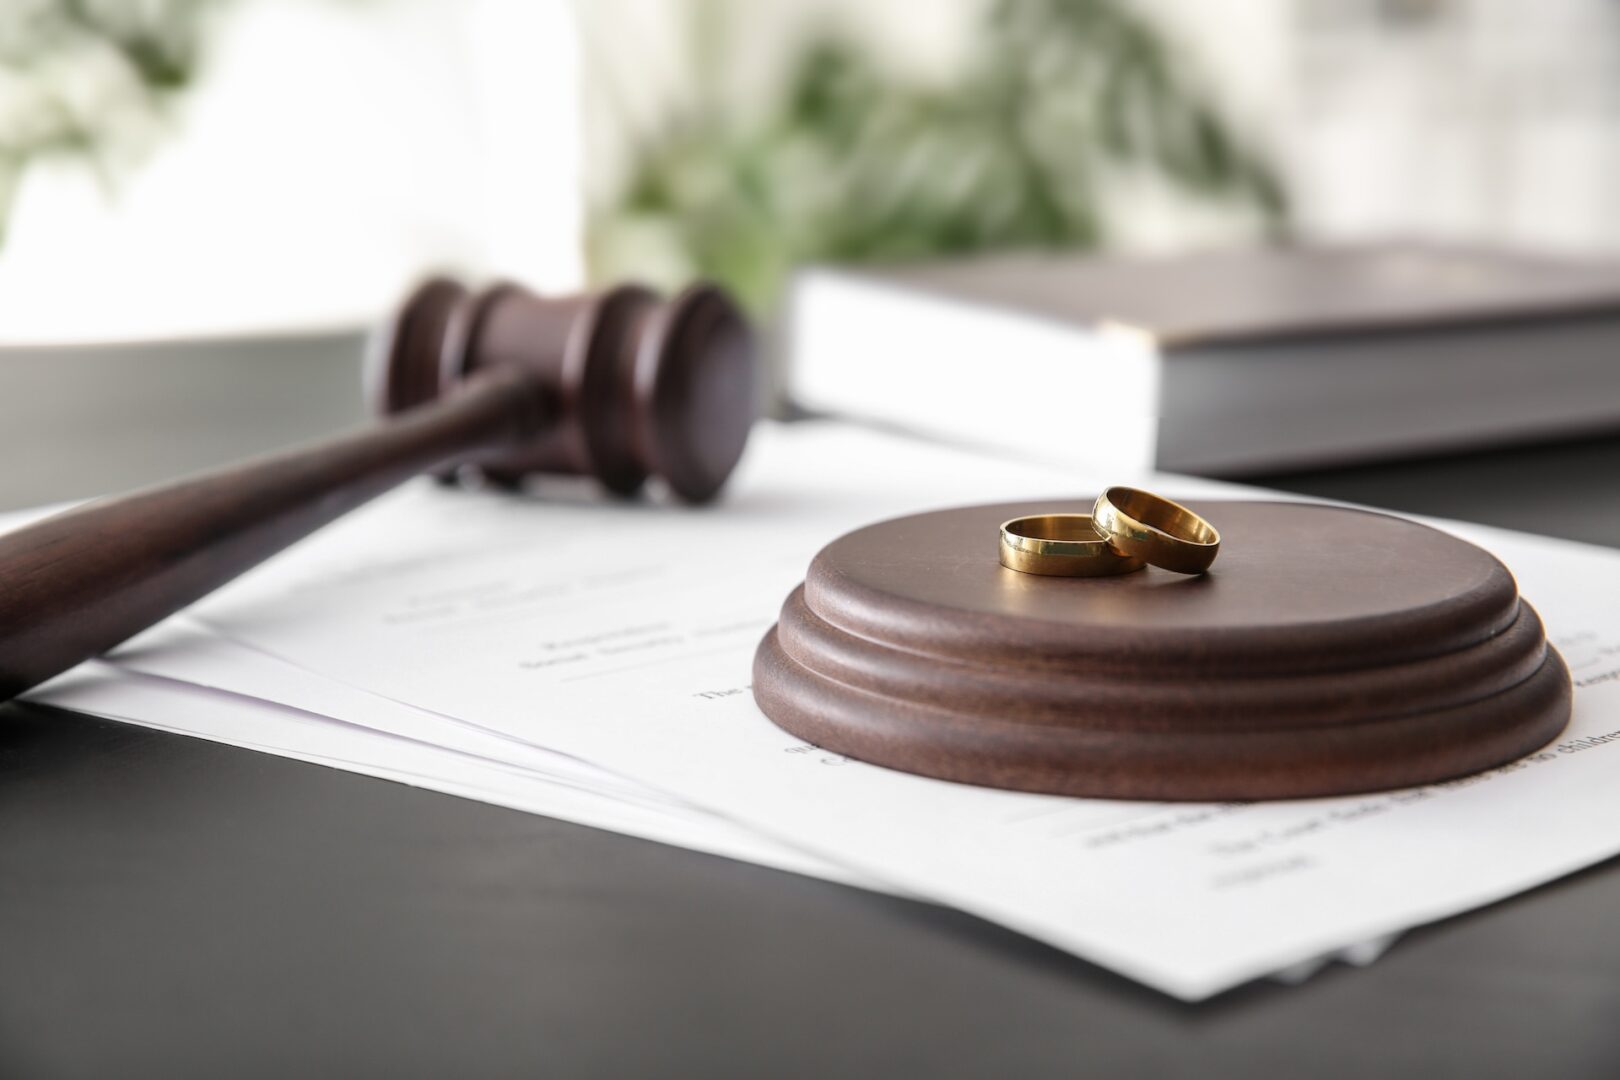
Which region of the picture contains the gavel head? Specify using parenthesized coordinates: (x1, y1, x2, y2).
(369, 278, 759, 503)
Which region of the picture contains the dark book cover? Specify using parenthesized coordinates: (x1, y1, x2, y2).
(879, 242, 1620, 347)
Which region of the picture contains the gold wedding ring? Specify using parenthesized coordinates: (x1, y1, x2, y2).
(1091, 486, 1220, 574)
(999, 514, 1146, 577)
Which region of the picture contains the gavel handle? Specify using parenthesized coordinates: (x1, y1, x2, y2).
(0, 368, 549, 702)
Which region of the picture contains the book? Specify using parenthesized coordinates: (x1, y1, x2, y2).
(786, 243, 1620, 476)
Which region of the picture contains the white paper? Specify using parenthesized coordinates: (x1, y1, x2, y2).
(45, 621, 1390, 986)
(33, 662, 885, 891)
(111, 619, 682, 808)
(40, 423, 1620, 999)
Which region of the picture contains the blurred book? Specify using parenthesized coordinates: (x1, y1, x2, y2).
(787, 243, 1620, 476)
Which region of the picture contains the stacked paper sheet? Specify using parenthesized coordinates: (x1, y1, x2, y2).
(22, 423, 1620, 1000)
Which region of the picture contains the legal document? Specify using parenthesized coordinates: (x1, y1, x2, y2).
(38, 612, 1392, 986)
(40, 660, 880, 888)
(111, 422, 1620, 1001)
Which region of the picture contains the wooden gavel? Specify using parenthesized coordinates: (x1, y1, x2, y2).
(0, 278, 758, 702)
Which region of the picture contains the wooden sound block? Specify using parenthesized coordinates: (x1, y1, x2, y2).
(753, 499, 1572, 800)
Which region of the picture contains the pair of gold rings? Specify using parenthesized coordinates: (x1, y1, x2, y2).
(999, 487, 1220, 577)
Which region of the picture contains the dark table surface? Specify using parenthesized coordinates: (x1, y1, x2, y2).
(3, 334, 1620, 1079)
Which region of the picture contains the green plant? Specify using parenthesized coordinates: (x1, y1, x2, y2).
(0, 0, 227, 244)
(588, 0, 1288, 314)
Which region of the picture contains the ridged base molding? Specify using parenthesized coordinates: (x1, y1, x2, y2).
(752, 499, 1573, 800)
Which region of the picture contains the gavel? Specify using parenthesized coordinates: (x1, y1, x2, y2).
(0, 279, 758, 702)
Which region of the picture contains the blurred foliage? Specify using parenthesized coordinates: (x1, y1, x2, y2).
(0, 0, 224, 243)
(588, 0, 1289, 314)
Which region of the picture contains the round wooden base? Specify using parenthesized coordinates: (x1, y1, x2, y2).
(752, 499, 1572, 800)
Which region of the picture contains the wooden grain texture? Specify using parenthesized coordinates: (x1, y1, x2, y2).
(0, 368, 546, 702)
(0, 279, 757, 702)
(754, 498, 1573, 800)
(373, 279, 757, 501)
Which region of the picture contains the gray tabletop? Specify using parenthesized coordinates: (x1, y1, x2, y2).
(3, 334, 1619, 1078)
